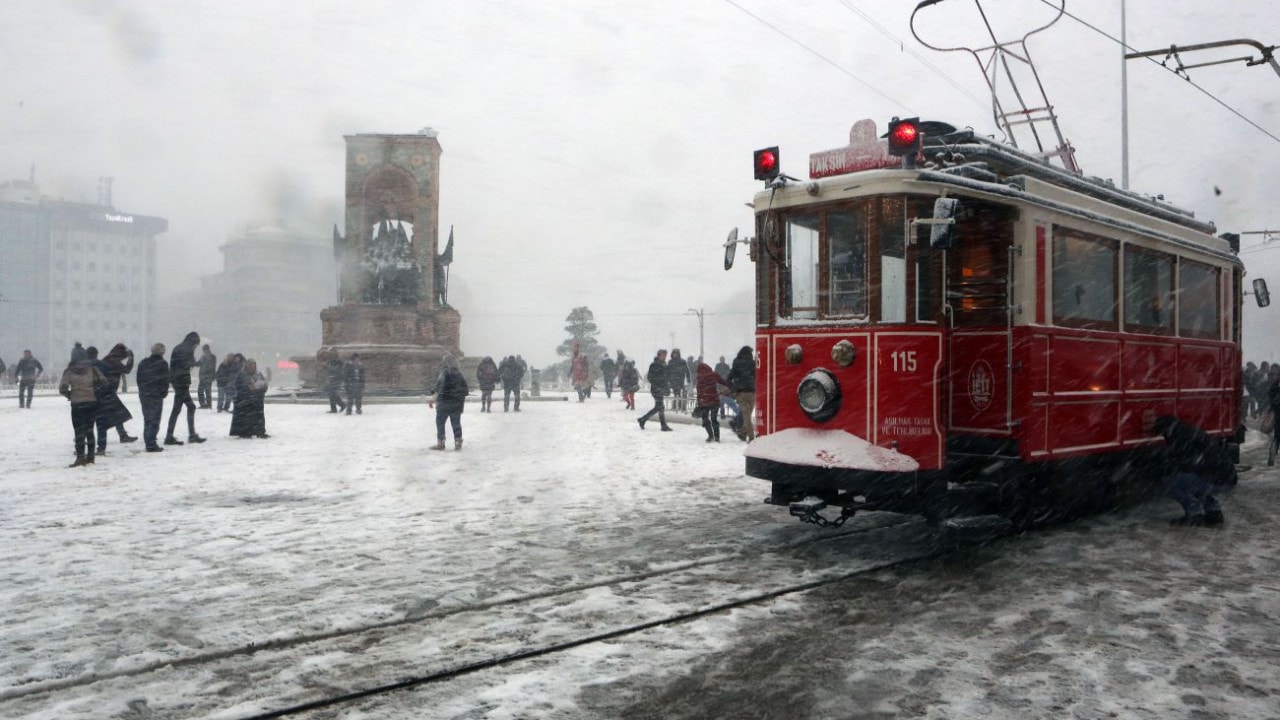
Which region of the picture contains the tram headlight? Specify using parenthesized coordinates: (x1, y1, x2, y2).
(797, 368, 841, 423)
(784, 344, 803, 364)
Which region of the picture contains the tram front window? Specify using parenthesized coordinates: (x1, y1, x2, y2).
(828, 210, 867, 317)
(785, 213, 820, 319)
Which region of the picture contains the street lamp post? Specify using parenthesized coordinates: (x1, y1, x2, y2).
(686, 308, 705, 360)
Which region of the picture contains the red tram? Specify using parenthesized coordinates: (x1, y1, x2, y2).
(727, 117, 1256, 534)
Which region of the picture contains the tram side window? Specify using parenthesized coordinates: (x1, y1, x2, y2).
(828, 209, 867, 317)
(1123, 246, 1173, 334)
(1052, 230, 1117, 330)
(1179, 260, 1220, 339)
(785, 213, 820, 319)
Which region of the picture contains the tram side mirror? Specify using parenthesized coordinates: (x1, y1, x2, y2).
(724, 227, 739, 271)
(1254, 278, 1270, 308)
(930, 197, 959, 248)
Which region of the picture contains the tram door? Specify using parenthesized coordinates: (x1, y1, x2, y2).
(944, 205, 1017, 439)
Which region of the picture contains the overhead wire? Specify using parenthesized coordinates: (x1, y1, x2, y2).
(1039, 0, 1280, 146)
(829, 0, 991, 112)
(720, 0, 911, 108)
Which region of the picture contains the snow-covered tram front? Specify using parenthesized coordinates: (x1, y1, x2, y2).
(727, 116, 1249, 534)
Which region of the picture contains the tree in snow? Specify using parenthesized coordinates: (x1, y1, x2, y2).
(555, 306, 607, 367)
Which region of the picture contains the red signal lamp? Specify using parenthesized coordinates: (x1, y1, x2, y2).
(753, 146, 780, 181)
(885, 117, 922, 158)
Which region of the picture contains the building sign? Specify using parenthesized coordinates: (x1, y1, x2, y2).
(105, 213, 134, 223)
(809, 119, 902, 179)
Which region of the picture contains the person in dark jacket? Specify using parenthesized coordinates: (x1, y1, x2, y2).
(429, 354, 469, 450)
(15, 350, 43, 408)
(726, 346, 757, 441)
(215, 353, 238, 412)
(324, 355, 347, 413)
(476, 356, 499, 412)
(694, 361, 727, 442)
(618, 359, 640, 410)
(136, 343, 170, 452)
(499, 355, 523, 412)
(1150, 415, 1233, 527)
(667, 349, 690, 411)
(164, 331, 205, 445)
(638, 349, 672, 431)
(599, 354, 617, 399)
(229, 359, 269, 438)
(196, 344, 217, 409)
(714, 355, 732, 418)
(344, 353, 366, 415)
(60, 345, 109, 466)
(94, 343, 137, 454)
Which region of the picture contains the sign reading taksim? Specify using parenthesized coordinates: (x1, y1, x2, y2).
(104, 213, 134, 223)
(809, 119, 902, 179)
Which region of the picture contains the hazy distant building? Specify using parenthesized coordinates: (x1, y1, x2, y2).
(155, 224, 335, 368)
(0, 179, 166, 368)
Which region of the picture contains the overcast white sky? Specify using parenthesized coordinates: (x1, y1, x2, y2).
(3, 0, 1279, 366)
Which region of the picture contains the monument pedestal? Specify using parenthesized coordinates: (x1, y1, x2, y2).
(296, 303, 461, 393)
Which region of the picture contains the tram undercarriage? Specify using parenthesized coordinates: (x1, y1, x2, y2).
(755, 439, 1187, 541)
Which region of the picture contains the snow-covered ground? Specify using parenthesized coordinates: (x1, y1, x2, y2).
(2, 389, 1279, 719)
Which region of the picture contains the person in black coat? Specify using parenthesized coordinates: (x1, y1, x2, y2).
(476, 355, 499, 412)
(1150, 415, 1233, 526)
(499, 355, 523, 412)
(94, 343, 137, 453)
(135, 343, 170, 452)
(429, 354, 469, 450)
(325, 355, 347, 413)
(164, 331, 205, 445)
(344, 353, 366, 415)
(726, 345, 757, 441)
(229, 359, 269, 438)
(618, 359, 640, 410)
(599, 354, 617, 399)
(667, 349, 690, 411)
(637, 349, 672, 431)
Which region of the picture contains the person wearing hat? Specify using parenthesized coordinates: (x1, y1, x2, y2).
(136, 343, 170, 452)
(164, 331, 206, 445)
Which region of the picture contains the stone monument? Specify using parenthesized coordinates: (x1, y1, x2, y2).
(300, 129, 461, 393)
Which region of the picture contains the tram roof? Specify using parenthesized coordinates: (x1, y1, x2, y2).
(752, 123, 1237, 263)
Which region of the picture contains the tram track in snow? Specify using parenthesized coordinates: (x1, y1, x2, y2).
(2, 513, 932, 717)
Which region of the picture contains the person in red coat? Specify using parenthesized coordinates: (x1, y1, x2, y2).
(694, 362, 726, 442)
(571, 343, 591, 402)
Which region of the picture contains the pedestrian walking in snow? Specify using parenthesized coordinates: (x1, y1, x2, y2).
(164, 331, 205, 446)
(714, 355, 732, 418)
(638, 349, 672, 431)
(571, 343, 590, 402)
(727, 345, 756, 441)
(500, 355, 523, 412)
(618, 359, 640, 410)
(600, 353, 617, 399)
(196, 344, 217, 409)
(694, 361, 725, 442)
(324, 355, 347, 413)
(15, 349, 43, 408)
(230, 359, 269, 438)
(429, 354, 468, 450)
(476, 355, 499, 412)
(667, 349, 690, 412)
(1150, 415, 1234, 527)
(344, 353, 366, 415)
(136, 343, 169, 452)
(94, 343, 137, 454)
(59, 344, 108, 467)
